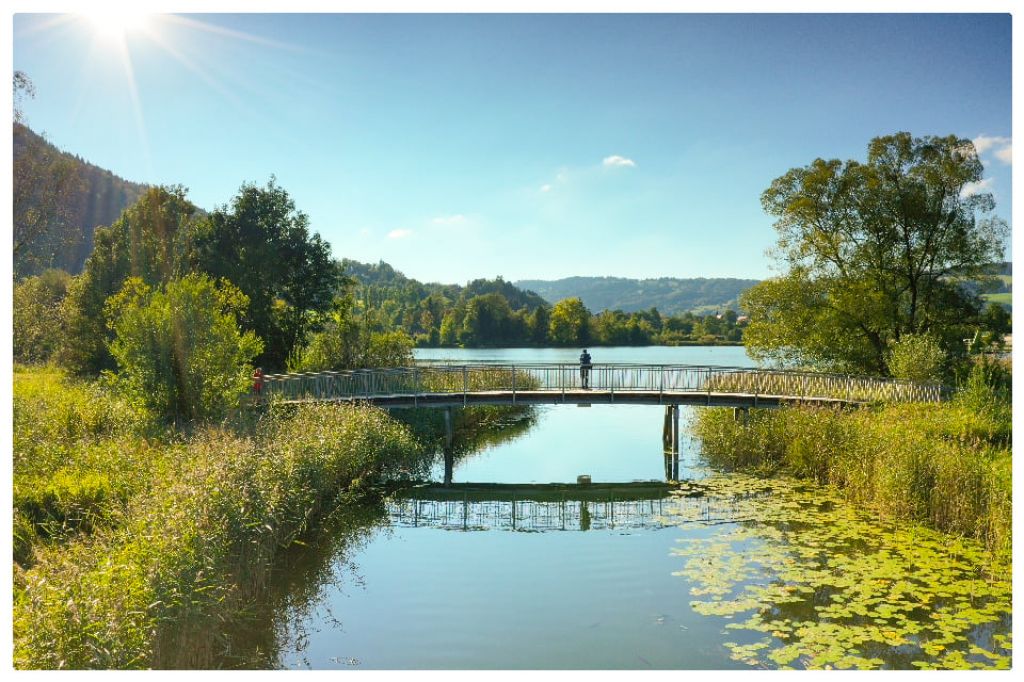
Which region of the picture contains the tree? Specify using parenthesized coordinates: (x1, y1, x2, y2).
(60, 186, 199, 374)
(13, 71, 34, 124)
(289, 293, 413, 371)
(13, 269, 71, 364)
(105, 274, 263, 421)
(189, 178, 341, 369)
(529, 304, 551, 345)
(13, 73, 85, 278)
(460, 293, 514, 346)
(548, 297, 591, 346)
(981, 302, 1011, 337)
(743, 132, 1008, 374)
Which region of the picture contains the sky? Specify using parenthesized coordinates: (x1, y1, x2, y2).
(12, 10, 1014, 285)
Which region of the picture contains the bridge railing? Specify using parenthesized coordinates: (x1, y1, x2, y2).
(259, 363, 946, 405)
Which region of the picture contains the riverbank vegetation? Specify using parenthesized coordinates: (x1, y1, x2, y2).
(692, 358, 1012, 560)
(12, 366, 428, 668)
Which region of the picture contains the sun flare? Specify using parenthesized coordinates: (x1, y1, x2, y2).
(83, 11, 150, 43)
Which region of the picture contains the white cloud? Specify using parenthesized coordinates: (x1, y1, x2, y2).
(961, 177, 994, 198)
(540, 184, 552, 193)
(602, 155, 636, 168)
(972, 134, 1011, 165)
(972, 134, 1009, 155)
(431, 214, 467, 225)
(995, 144, 1012, 165)
(387, 228, 412, 239)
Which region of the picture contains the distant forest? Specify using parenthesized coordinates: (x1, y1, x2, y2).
(343, 259, 748, 347)
(14, 123, 149, 277)
(514, 276, 761, 316)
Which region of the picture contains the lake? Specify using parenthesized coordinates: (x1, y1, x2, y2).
(222, 346, 1011, 670)
(413, 344, 754, 367)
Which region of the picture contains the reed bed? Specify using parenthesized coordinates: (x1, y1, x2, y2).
(13, 367, 425, 669)
(691, 375, 1011, 560)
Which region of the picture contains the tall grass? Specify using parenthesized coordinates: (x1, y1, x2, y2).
(691, 362, 1012, 560)
(13, 367, 425, 669)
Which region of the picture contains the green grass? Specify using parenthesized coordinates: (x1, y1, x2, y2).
(13, 367, 426, 669)
(981, 292, 1012, 307)
(691, 378, 1012, 561)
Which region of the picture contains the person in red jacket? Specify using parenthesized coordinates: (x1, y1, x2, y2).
(252, 367, 265, 401)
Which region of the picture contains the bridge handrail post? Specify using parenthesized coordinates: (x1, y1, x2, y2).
(511, 365, 516, 404)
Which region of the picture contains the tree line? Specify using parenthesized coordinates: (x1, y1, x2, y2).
(340, 260, 748, 348)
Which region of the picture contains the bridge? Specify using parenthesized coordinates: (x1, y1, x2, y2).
(386, 481, 684, 532)
(257, 363, 945, 409)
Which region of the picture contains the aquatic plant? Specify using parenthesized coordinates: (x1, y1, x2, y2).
(667, 473, 1012, 670)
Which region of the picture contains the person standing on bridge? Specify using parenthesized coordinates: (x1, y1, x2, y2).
(579, 349, 593, 389)
(252, 367, 264, 403)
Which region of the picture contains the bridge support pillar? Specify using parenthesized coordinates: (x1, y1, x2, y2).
(444, 406, 453, 448)
(443, 447, 453, 486)
(443, 406, 454, 485)
(663, 405, 681, 481)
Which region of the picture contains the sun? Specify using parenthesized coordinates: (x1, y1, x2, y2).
(83, 11, 151, 43)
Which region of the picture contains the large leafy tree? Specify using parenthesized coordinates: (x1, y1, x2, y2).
(460, 293, 516, 346)
(60, 186, 199, 374)
(743, 132, 1008, 374)
(188, 179, 341, 369)
(548, 297, 592, 346)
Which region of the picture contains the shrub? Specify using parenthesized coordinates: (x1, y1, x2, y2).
(13, 269, 71, 364)
(105, 274, 263, 422)
(886, 333, 946, 382)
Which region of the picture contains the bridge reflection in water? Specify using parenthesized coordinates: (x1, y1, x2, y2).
(394, 400, 688, 532)
(387, 481, 680, 532)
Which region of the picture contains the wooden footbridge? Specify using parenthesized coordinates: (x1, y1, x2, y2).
(256, 363, 945, 409)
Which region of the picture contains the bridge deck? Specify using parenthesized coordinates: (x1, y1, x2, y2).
(257, 363, 945, 407)
(273, 389, 860, 408)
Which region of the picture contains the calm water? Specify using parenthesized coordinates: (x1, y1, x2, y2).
(229, 347, 1010, 670)
(414, 344, 754, 367)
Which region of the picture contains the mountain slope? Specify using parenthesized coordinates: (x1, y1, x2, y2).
(514, 276, 760, 315)
(14, 123, 150, 277)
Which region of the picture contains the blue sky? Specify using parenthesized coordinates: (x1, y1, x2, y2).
(13, 12, 1013, 284)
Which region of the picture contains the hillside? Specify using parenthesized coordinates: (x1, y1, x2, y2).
(514, 276, 760, 315)
(342, 259, 548, 310)
(13, 123, 149, 277)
